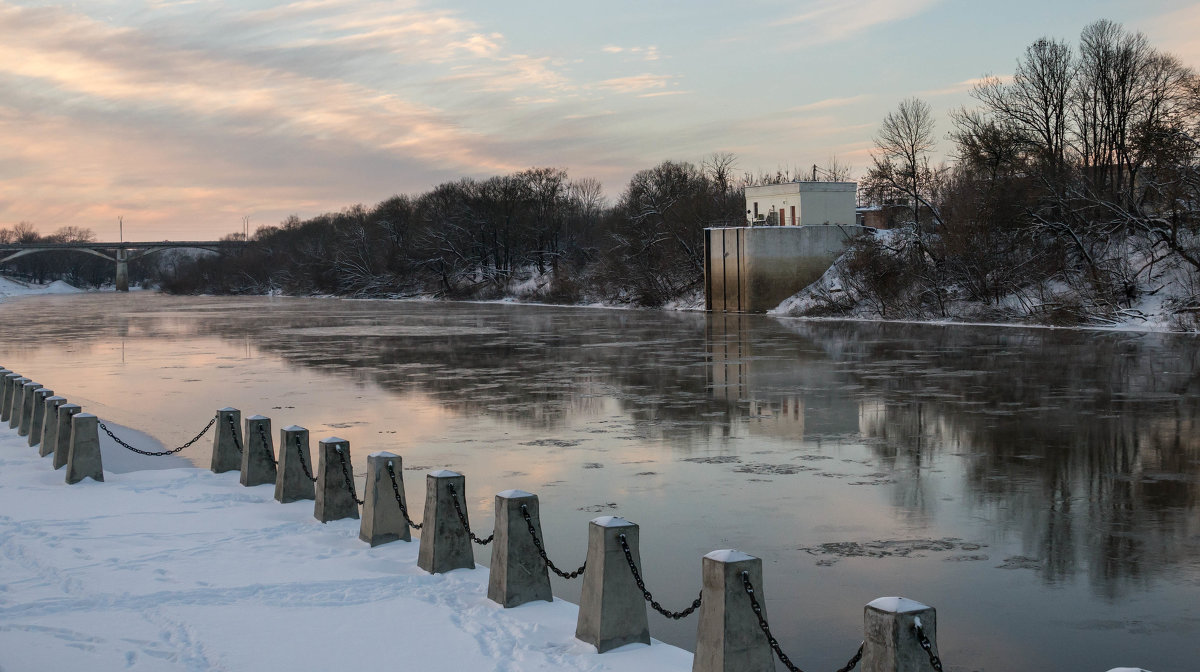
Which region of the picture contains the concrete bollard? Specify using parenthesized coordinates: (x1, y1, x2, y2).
(211, 407, 242, 473)
(4, 375, 26, 426)
(862, 597, 938, 672)
(28, 388, 54, 448)
(359, 452, 411, 546)
(66, 413, 104, 484)
(488, 490, 553, 608)
(38, 396, 67, 457)
(416, 470, 475, 574)
(575, 516, 650, 653)
(239, 415, 278, 487)
(17, 381, 43, 437)
(52, 404, 83, 469)
(693, 550, 773, 672)
(0, 370, 13, 423)
(275, 425, 316, 503)
(314, 437, 360, 523)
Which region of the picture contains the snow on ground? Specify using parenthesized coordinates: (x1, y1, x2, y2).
(0, 277, 85, 301)
(0, 427, 692, 672)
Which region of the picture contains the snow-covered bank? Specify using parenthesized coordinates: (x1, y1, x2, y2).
(0, 276, 84, 301)
(0, 429, 692, 671)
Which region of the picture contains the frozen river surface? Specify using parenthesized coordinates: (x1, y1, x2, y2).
(4, 294, 1198, 671)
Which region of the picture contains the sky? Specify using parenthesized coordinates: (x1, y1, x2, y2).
(2, 0, 1199, 241)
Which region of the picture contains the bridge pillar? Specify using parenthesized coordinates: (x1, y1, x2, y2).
(115, 249, 129, 292)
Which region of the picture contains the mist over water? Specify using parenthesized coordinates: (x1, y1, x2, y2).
(5, 294, 1198, 671)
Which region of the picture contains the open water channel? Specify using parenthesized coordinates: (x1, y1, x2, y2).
(3, 293, 1198, 671)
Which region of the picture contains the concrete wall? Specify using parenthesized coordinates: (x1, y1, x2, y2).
(704, 225, 866, 313)
(745, 182, 856, 226)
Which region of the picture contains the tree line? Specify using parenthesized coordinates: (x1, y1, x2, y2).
(158, 160, 748, 307)
(830, 19, 1200, 328)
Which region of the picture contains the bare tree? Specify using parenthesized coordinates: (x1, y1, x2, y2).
(867, 97, 941, 234)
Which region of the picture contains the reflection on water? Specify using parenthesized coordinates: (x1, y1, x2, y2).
(3, 294, 1199, 671)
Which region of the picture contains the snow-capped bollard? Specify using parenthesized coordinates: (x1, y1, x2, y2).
(66, 413, 104, 484)
(239, 415, 277, 487)
(693, 550, 773, 672)
(211, 407, 242, 474)
(52, 404, 82, 469)
(359, 451, 410, 546)
(314, 437, 360, 523)
(862, 597, 937, 672)
(17, 381, 42, 436)
(2, 374, 24, 425)
(488, 489, 552, 608)
(275, 425, 316, 503)
(38, 396, 66, 457)
(575, 516, 650, 653)
(417, 470, 474, 574)
(28, 388, 54, 448)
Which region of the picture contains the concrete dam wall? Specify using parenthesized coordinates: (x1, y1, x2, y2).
(704, 225, 868, 313)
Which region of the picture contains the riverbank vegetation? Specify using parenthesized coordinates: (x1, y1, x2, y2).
(786, 20, 1200, 331)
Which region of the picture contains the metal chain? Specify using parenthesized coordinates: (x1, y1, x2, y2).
(446, 483, 493, 545)
(914, 621, 943, 672)
(617, 533, 701, 619)
(293, 435, 317, 483)
(255, 424, 277, 467)
(385, 462, 422, 530)
(740, 571, 864, 672)
(99, 415, 217, 457)
(519, 504, 585, 579)
(227, 415, 244, 455)
(334, 446, 364, 506)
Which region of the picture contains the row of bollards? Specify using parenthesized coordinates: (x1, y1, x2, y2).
(0, 370, 1153, 672)
(2, 368, 97, 484)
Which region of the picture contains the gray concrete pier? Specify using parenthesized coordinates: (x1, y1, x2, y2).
(52, 403, 82, 469)
(211, 407, 242, 474)
(239, 415, 277, 487)
(38, 396, 66, 457)
(575, 516, 650, 653)
(4, 375, 25, 426)
(861, 597, 937, 672)
(693, 550, 773, 672)
(417, 470, 475, 574)
(314, 437, 360, 523)
(17, 381, 43, 437)
(0, 371, 13, 422)
(275, 425, 316, 503)
(28, 388, 53, 448)
(488, 489, 553, 608)
(66, 413, 104, 484)
(359, 451, 410, 546)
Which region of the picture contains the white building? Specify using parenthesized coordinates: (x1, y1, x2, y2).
(745, 181, 857, 226)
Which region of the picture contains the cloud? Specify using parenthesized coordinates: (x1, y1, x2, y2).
(601, 44, 661, 61)
(918, 75, 1011, 97)
(774, 0, 941, 45)
(792, 95, 870, 112)
(596, 73, 673, 94)
(1141, 5, 1200, 67)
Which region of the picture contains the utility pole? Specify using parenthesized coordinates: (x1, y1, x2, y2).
(119, 216, 123, 243)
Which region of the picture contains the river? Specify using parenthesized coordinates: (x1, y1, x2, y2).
(3, 293, 1198, 671)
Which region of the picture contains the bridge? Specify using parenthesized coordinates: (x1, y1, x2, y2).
(0, 240, 249, 291)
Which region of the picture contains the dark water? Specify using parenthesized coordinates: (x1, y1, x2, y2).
(3, 294, 1198, 671)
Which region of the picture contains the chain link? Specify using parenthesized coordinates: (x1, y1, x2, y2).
(617, 533, 701, 619)
(334, 446, 364, 506)
(227, 415, 244, 455)
(446, 483, 493, 545)
(740, 571, 863, 672)
(518, 504, 585, 579)
(255, 424, 277, 467)
(385, 462, 422, 530)
(293, 435, 317, 483)
(99, 415, 217, 457)
(914, 621, 943, 672)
